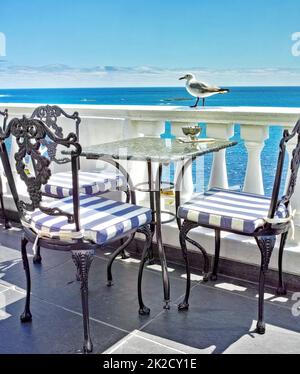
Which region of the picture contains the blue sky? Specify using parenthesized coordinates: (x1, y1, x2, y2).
(1, 0, 300, 87)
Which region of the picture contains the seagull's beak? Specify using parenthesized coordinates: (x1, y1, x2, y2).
(179, 76, 186, 81)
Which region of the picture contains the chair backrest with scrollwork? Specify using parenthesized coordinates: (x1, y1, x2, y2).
(30, 105, 81, 165)
(0, 116, 82, 232)
(268, 119, 300, 219)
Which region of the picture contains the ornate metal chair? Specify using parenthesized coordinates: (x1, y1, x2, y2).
(0, 115, 152, 353)
(0, 109, 11, 229)
(177, 119, 300, 334)
(30, 105, 133, 264)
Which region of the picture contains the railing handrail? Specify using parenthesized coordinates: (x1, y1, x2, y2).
(2, 104, 300, 127)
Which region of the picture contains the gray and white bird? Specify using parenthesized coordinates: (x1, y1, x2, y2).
(179, 73, 230, 108)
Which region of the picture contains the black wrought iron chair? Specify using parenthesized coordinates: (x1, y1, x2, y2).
(0, 115, 152, 353)
(177, 119, 300, 334)
(30, 105, 133, 265)
(0, 109, 11, 229)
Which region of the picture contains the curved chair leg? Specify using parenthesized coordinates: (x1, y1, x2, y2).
(210, 229, 221, 281)
(255, 236, 276, 335)
(175, 191, 182, 230)
(122, 189, 135, 257)
(72, 250, 94, 354)
(277, 232, 288, 296)
(107, 234, 135, 286)
(20, 237, 32, 323)
(137, 225, 152, 315)
(178, 221, 210, 311)
(184, 229, 210, 282)
(178, 225, 191, 311)
(33, 245, 42, 264)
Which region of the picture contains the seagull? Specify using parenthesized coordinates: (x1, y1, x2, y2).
(179, 73, 230, 108)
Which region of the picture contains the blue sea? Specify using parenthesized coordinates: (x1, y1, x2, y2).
(1, 86, 300, 196)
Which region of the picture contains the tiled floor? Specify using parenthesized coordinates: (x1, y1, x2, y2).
(0, 223, 300, 354)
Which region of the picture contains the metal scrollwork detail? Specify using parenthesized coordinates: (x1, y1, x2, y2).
(72, 251, 94, 290)
(9, 117, 51, 212)
(256, 236, 276, 273)
(31, 105, 81, 165)
(2, 116, 81, 220)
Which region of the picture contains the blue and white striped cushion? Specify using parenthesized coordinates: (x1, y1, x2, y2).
(178, 188, 288, 234)
(41, 171, 126, 198)
(29, 194, 151, 245)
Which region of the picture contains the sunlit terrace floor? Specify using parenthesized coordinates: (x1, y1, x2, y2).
(1, 221, 300, 354)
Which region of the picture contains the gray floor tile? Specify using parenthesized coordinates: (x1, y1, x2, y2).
(0, 295, 126, 354)
(104, 330, 216, 354)
(142, 282, 300, 354)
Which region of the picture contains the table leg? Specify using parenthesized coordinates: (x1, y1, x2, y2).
(175, 157, 195, 230)
(155, 163, 170, 309)
(147, 160, 155, 265)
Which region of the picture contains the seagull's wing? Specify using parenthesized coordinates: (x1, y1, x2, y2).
(190, 81, 221, 93)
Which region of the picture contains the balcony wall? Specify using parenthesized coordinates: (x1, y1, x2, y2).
(1, 103, 300, 278)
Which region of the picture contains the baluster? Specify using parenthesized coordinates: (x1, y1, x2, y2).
(241, 125, 269, 195)
(170, 122, 197, 203)
(206, 123, 234, 189)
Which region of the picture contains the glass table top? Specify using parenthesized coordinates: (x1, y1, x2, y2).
(72, 137, 237, 163)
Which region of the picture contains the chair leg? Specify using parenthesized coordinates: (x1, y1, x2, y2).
(184, 230, 210, 282)
(20, 237, 32, 323)
(255, 236, 276, 335)
(178, 227, 191, 311)
(33, 245, 42, 264)
(210, 229, 221, 281)
(277, 232, 288, 296)
(72, 250, 94, 354)
(107, 234, 135, 286)
(178, 221, 210, 311)
(137, 225, 152, 315)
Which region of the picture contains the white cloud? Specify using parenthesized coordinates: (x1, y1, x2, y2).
(0, 63, 300, 88)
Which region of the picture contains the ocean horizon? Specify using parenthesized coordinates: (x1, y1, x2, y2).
(1, 86, 300, 107)
(1, 86, 299, 196)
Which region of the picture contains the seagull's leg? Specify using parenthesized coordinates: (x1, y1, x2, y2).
(190, 98, 199, 108)
(202, 98, 205, 107)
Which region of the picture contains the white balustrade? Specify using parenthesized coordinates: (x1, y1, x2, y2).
(206, 123, 234, 189)
(240, 125, 269, 195)
(1, 103, 300, 248)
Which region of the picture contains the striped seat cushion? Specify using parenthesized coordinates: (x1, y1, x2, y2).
(42, 171, 126, 198)
(178, 188, 288, 234)
(29, 194, 151, 245)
